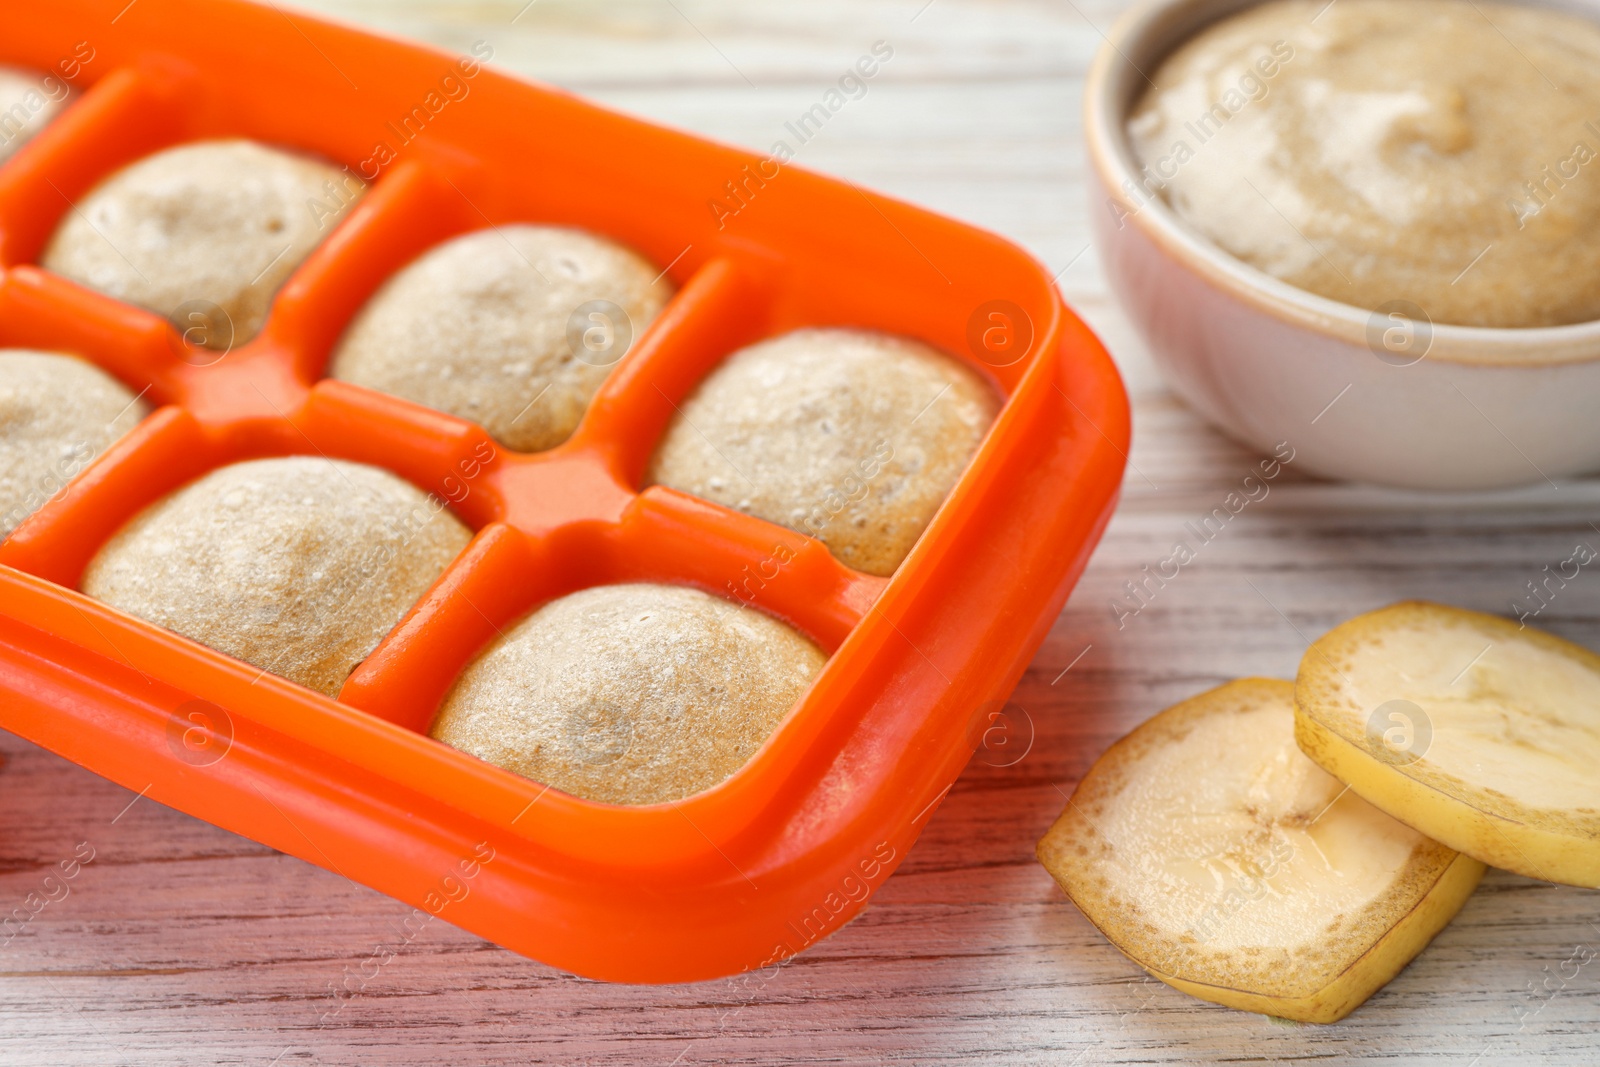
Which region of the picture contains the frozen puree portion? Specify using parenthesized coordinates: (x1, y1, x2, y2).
(431, 583, 825, 805)
(1127, 0, 1600, 327)
(0, 351, 147, 538)
(647, 328, 997, 577)
(43, 139, 362, 346)
(330, 225, 672, 453)
(83, 457, 471, 697)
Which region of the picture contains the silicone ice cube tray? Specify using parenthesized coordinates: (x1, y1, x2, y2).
(0, 0, 1129, 982)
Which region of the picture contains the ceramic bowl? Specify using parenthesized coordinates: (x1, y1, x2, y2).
(1084, 0, 1600, 489)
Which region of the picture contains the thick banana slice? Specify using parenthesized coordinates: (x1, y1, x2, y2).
(1296, 600, 1600, 888)
(1038, 678, 1483, 1023)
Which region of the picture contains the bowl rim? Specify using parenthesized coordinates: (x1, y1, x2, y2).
(1083, 0, 1600, 368)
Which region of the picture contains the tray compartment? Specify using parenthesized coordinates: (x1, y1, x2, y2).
(0, 63, 194, 267)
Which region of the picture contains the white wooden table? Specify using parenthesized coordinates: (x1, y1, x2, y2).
(4, 1, 1598, 1062)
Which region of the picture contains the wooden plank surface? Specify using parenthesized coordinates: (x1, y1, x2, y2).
(3, 1, 1598, 1063)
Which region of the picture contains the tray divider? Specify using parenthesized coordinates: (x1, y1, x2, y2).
(569, 253, 779, 486)
(619, 487, 882, 653)
(268, 157, 477, 384)
(338, 522, 547, 733)
(0, 265, 183, 400)
(0, 406, 216, 588)
(302, 379, 505, 529)
(0, 63, 196, 267)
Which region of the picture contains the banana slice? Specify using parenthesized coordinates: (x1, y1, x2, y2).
(1037, 678, 1483, 1023)
(1295, 600, 1600, 888)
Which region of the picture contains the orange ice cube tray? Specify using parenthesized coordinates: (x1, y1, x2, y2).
(0, 0, 1129, 982)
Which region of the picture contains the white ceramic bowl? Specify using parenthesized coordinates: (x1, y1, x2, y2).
(1085, 0, 1600, 490)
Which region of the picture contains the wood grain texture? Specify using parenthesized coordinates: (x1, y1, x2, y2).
(3, 0, 1599, 1063)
